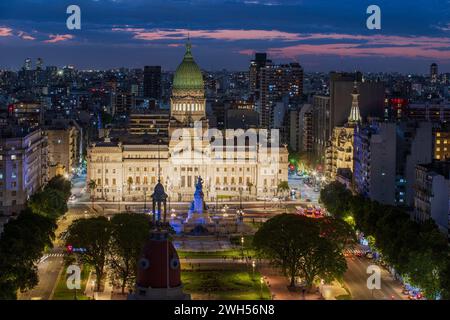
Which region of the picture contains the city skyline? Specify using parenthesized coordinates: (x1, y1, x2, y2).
(1, 0, 450, 72)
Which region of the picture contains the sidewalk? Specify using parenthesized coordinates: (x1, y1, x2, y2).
(84, 272, 113, 300)
(259, 266, 319, 300)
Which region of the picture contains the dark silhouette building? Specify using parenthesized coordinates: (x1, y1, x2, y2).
(143, 66, 162, 100)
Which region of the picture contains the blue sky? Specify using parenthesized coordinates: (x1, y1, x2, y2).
(0, 0, 449, 72)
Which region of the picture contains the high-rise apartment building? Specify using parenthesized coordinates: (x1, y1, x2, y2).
(414, 161, 450, 239)
(143, 66, 162, 100)
(0, 128, 48, 216)
(430, 63, 438, 83)
(46, 123, 80, 179)
(311, 72, 384, 162)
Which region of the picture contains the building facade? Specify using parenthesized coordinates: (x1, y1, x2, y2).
(46, 123, 79, 179)
(354, 122, 397, 205)
(325, 84, 361, 179)
(0, 128, 48, 215)
(414, 161, 450, 239)
(87, 43, 288, 202)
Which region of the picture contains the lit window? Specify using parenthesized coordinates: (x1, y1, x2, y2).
(437, 140, 441, 144)
(11, 155, 16, 160)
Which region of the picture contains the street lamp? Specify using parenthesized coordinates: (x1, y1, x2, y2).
(91, 280, 96, 299)
(240, 236, 245, 259)
(260, 277, 264, 299)
(143, 189, 147, 213)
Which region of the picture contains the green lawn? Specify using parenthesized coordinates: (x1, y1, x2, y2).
(52, 265, 91, 300)
(181, 270, 271, 300)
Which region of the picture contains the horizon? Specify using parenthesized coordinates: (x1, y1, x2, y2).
(0, 0, 449, 73)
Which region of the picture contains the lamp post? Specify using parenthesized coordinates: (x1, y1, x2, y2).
(239, 187, 243, 210)
(143, 189, 147, 213)
(260, 277, 264, 299)
(252, 260, 256, 277)
(312, 170, 317, 187)
(91, 280, 95, 299)
(240, 236, 245, 259)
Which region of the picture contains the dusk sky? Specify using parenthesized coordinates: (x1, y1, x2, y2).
(0, 0, 449, 73)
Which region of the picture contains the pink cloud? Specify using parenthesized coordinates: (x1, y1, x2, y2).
(243, 33, 450, 61)
(17, 31, 35, 41)
(263, 42, 450, 60)
(112, 28, 301, 41)
(113, 27, 450, 61)
(0, 27, 13, 37)
(167, 43, 184, 47)
(44, 34, 74, 43)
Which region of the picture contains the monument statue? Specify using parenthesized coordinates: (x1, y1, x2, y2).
(185, 176, 211, 225)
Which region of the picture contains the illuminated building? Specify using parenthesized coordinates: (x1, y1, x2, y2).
(87, 42, 288, 202)
(414, 161, 450, 240)
(45, 122, 80, 179)
(434, 131, 450, 160)
(325, 83, 361, 179)
(0, 128, 48, 216)
(430, 63, 438, 83)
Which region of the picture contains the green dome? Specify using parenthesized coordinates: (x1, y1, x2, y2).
(173, 43, 204, 91)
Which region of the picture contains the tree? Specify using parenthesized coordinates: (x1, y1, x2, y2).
(88, 179, 97, 207)
(253, 214, 347, 290)
(0, 209, 56, 299)
(318, 217, 356, 251)
(319, 181, 352, 219)
(277, 181, 290, 198)
(127, 177, 133, 194)
(108, 213, 151, 294)
(246, 181, 254, 196)
(47, 175, 72, 201)
(65, 217, 111, 291)
(28, 188, 68, 219)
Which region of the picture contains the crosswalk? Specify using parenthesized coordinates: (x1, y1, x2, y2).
(39, 253, 65, 263)
(344, 248, 369, 256)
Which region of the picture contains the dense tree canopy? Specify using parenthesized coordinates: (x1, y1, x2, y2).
(65, 216, 112, 291)
(319, 181, 352, 219)
(0, 175, 71, 299)
(108, 213, 151, 293)
(253, 214, 348, 290)
(320, 182, 450, 299)
(0, 209, 56, 299)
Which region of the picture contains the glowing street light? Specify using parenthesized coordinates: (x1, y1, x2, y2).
(260, 277, 264, 299)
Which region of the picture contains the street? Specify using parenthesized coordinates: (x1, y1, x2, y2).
(19, 172, 406, 301)
(344, 255, 405, 300)
(18, 254, 64, 300)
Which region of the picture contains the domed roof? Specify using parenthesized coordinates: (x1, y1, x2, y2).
(152, 181, 167, 202)
(173, 42, 204, 91)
